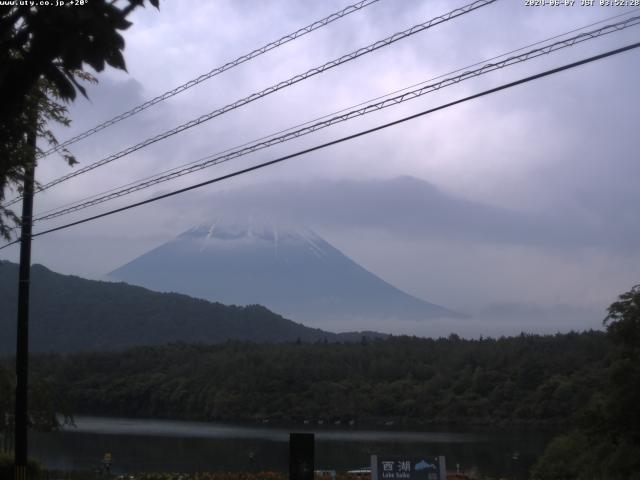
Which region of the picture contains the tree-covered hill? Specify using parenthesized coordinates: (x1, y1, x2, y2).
(0, 261, 373, 353)
(23, 331, 611, 428)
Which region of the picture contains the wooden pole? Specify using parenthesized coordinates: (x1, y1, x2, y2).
(14, 122, 36, 480)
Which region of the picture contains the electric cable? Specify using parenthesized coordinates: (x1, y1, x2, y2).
(32, 14, 640, 223)
(32, 7, 640, 219)
(37, 0, 382, 159)
(2, 40, 637, 251)
(3, 0, 496, 207)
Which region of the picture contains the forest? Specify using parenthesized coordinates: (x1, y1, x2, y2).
(1, 286, 638, 479)
(2, 331, 611, 428)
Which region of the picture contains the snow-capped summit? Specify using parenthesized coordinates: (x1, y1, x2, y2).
(108, 217, 464, 329)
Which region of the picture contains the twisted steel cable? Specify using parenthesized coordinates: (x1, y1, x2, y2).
(33, 8, 639, 220)
(4, 0, 496, 208)
(37, 0, 381, 159)
(1, 40, 638, 251)
(33, 14, 640, 223)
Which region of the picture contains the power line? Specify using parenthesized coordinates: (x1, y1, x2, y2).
(36, 0, 382, 160)
(32, 8, 640, 220)
(3, 0, 496, 207)
(2, 40, 638, 251)
(32, 14, 640, 223)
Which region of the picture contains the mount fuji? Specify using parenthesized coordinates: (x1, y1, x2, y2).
(108, 219, 464, 329)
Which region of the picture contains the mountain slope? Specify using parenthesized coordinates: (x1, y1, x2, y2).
(108, 219, 464, 326)
(0, 261, 364, 354)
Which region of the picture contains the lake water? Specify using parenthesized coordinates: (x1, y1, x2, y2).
(30, 416, 553, 478)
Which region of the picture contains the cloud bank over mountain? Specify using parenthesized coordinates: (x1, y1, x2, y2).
(108, 216, 465, 335)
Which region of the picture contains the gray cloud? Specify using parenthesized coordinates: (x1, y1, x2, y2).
(2, 0, 639, 335)
(191, 176, 640, 252)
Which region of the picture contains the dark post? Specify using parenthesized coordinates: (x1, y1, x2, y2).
(14, 125, 36, 480)
(289, 432, 314, 480)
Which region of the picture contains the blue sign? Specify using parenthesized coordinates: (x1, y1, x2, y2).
(371, 455, 446, 480)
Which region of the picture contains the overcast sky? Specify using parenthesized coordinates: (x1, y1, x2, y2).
(2, 0, 639, 336)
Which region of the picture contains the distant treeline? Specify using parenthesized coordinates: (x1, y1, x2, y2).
(20, 331, 612, 428)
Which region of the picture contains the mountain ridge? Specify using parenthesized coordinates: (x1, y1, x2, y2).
(0, 260, 384, 354)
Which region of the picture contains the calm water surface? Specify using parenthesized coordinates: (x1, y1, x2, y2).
(30, 416, 553, 478)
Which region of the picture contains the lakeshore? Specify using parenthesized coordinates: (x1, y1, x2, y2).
(29, 416, 552, 479)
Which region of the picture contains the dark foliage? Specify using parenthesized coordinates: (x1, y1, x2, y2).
(0, 0, 158, 120)
(0, 261, 360, 353)
(0, 362, 73, 453)
(531, 286, 640, 480)
(21, 331, 611, 428)
(0, 261, 356, 353)
(0, 0, 158, 237)
(0, 76, 90, 240)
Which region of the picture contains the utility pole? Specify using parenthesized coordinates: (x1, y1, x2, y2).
(14, 121, 36, 480)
